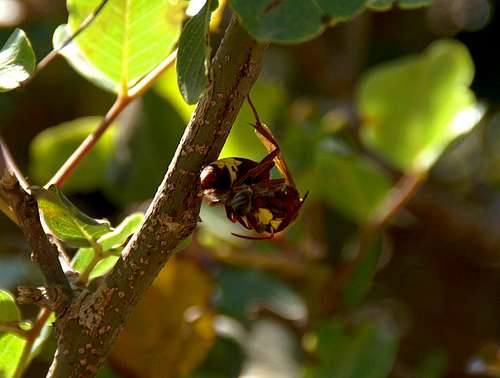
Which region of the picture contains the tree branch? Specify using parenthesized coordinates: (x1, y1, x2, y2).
(48, 17, 268, 378)
(0, 174, 73, 313)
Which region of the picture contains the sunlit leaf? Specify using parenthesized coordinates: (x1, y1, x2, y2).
(0, 290, 26, 378)
(0, 29, 35, 92)
(111, 258, 215, 378)
(0, 333, 26, 378)
(177, 0, 212, 104)
(304, 314, 399, 378)
(29, 116, 116, 192)
(37, 186, 111, 247)
(230, 0, 324, 44)
(59, 0, 184, 92)
(53, 24, 116, 92)
(72, 212, 144, 279)
(0, 290, 20, 323)
(99, 212, 143, 250)
(358, 39, 482, 173)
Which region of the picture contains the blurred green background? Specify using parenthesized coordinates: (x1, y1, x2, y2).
(1, 0, 500, 377)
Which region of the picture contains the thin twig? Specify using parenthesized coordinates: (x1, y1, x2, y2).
(47, 49, 177, 189)
(246, 94, 262, 125)
(128, 49, 177, 97)
(46, 95, 130, 188)
(2, 175, 73, 311)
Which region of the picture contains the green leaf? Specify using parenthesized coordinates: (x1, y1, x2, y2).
(309, 141, 391, 224)
(72, 212, 144, 279)
(304, 315, 398, 378)
(358, 39, 482, 173)
(53, 24, 117, 93)
(368, 0, 432, 10)
(73, 251, 119, 281)
(29, 116, 116, 192)
(37, 186, 111, 248)
(59, 0, 184, 93)
(0, 290, 20, 323)
(342, 241, 381, 309)
(0, 290, 25, 378)
(177, 0, 212, 104)
(0, 334, 26, 378)
(0, 28, 35, 92)
(97, 212, 144, 251)
(316, 0, 368, 22)
(230, 0, 324, 44)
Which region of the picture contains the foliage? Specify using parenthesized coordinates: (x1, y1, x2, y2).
(60, 0, 184, 93)
(0, 290, 27, 378)
(177, 0, 213, 104)
(0, 29, 35, 92)
(1, 0, 497, 377)
(358, 39, 481, 173)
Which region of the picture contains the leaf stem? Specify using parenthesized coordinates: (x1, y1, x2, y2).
(127, 49, 177, 98)
(46, 49, 177, 189)
(77, 241, 104, 285)
(46, 95, 130, 188)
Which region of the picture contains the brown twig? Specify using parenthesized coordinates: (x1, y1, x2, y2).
(48, 16, 268, 378)
(1, 174, 73, 312)
(46, 95, 131, 188)
(46, 49, 177, 188)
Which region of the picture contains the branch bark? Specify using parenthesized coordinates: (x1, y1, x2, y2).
(0, 174, 73, 312)
(2, 139, 73, 311)
(48, 17, 268, 378)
